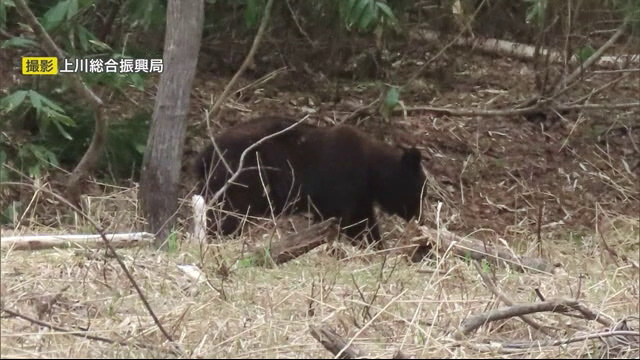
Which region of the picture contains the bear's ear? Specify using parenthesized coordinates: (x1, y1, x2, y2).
(401, 147, 422, 169)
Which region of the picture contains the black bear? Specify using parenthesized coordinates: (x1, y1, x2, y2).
(193, 115, 426, 249)
(193, 116, 308, 236)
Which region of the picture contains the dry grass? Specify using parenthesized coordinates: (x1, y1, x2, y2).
(1, 183, 638, 359)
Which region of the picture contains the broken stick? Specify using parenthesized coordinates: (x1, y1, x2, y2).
(242, 218, 337, 267)
(309, 324, 366, 359)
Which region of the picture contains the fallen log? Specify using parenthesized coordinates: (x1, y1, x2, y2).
(0, 232, 155, 251)
(455, 297, 580, 339)
(412, 29, 639, 68)
(410, 227, 553, 273)
(243, 218, 338, 267)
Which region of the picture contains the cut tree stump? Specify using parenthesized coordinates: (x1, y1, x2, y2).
(245, 218, 338, 267)
(1, 232, 155, 251)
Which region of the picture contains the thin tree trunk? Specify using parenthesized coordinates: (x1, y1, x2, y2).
(139, 0, 204, 249)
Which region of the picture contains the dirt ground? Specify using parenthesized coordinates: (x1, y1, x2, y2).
(2, 33, 639, 358)
(184, 47, 640, 245)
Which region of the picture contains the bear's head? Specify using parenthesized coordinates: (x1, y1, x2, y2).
(376, 147, 426, 222)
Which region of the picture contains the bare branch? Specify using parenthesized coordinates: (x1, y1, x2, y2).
(208, 0, 275, 120)
(498, 330, 639, 349)
(556, 102, 640, 111)
(552, 22, 631, 96)
(455, 297, 617, 339)
(208, 115, 309, 205)
(472, 261, 554, 337)
(245, 218, 337, 267)
(309, 324, 367, 359)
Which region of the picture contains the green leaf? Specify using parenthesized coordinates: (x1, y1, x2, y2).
(345, 0, 359, 17)
(1, 37, 39, 49)
(67, 0, 79, 19)
(88, 39, 112, 52)
(42, 0, 71, 31)
(29, 144, 59, 167)
(167, 231, 178, 253)
(575, 45, 595, 64)
(0, 0, 15, 30)
(0, 4, 6, 30)
(358, 6, 377, 30)
(0, 150, 8, 183)
(45, 148, 60, 166)
(376, 2, 397, 25)
(352, 0, 371, 27)
(0, 90, 28, 112)
(28, 164, 41, 178)
(134, 143, 146, 155)
(237, 256, 256, 268)
(383, 86, 400, 109)
(49, 110, 76, 127)
(244, 0, 263, 28)
(376, 2, 394, 20)
(76, 25, 91, 51)
(129, 73, 145, 91)
(52, 117, 74, 140)
(1, 201, 22, 226)
(29, 90, 43, 120)
(30, 92, 66, 114)
(524, 0, 547, 25)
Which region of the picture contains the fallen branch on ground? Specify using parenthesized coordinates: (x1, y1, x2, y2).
(455, 297, 618, 339)
(1, 232, 155, 251)
(498, 330, 640, 349)
(412, 29, 639, 69)
(463, 329, 639, 356)
(471, 261, 553, 337)
(243, 218, 337, 267)
(395, 101, 640, 118)
(416, 227, 553, 273)
(309, 324, 367, 359)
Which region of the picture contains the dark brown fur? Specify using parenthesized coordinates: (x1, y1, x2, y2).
(194, 116, 426, 248)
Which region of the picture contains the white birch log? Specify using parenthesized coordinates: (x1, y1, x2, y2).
(413, 29, 640, 68)
(0, 232, 155, 251)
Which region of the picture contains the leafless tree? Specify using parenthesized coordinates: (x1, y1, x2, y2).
(139, 0, 205, 248)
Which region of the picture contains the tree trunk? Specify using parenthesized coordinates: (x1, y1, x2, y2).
(139, 0, 204, 249)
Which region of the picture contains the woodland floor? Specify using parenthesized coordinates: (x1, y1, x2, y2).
(183, 45, 640, 242)
(1, 35, 639, 358)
